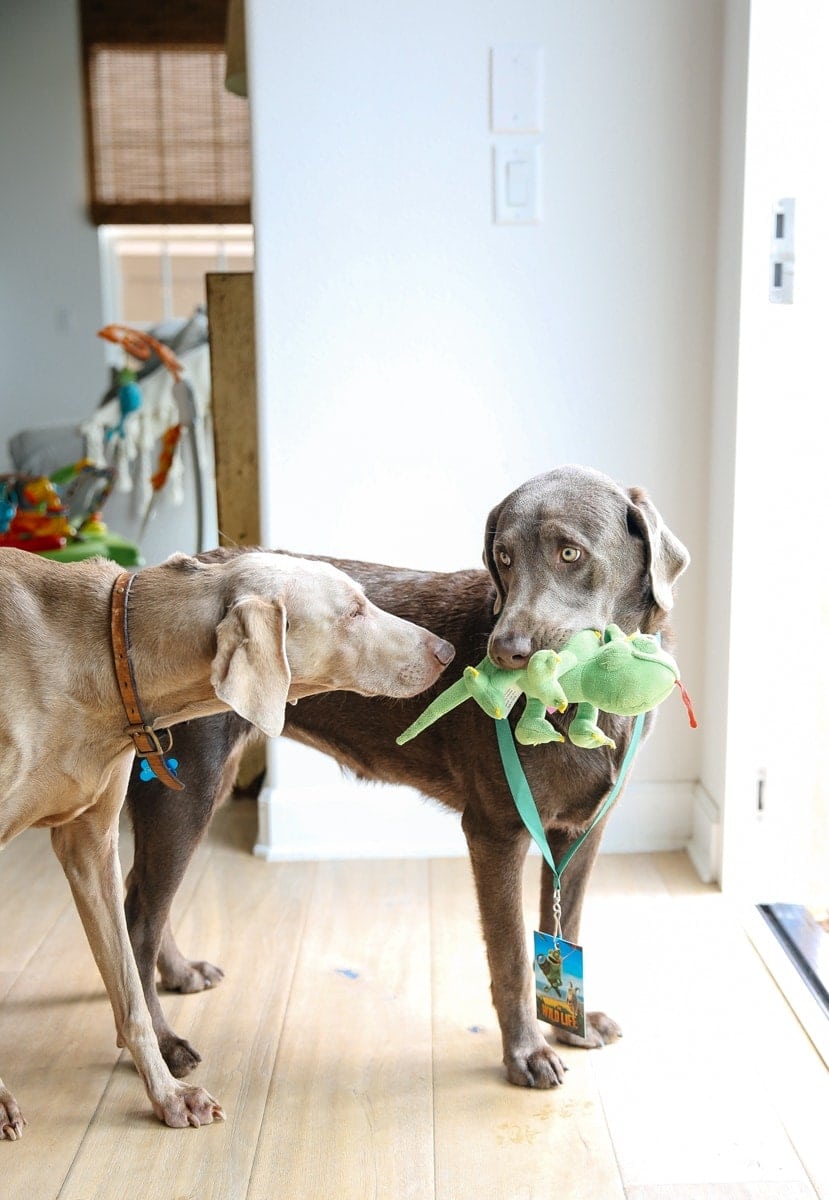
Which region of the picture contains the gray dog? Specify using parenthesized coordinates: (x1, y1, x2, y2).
(124, 464, 689, 1092)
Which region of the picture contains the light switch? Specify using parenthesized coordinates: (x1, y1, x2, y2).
(490, 45, 543, 133)
(506, 160, 530, 207)
(493, 142, 540, 224)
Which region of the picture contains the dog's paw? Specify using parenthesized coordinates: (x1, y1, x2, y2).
(159, 1032, 203, 1078)
(153, 1084, 225, 1129)
(0, 1086, 27, 1140)
(553, 1010, 622, 1049)
(160, 959, 225, 994)
(504, 1041, 568, 1089)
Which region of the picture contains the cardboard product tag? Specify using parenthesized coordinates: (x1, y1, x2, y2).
(533, 929, 586, 1039)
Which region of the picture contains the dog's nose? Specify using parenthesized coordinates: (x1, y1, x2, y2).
(488, 632, 533, 670)
(434, 638, 455, 666)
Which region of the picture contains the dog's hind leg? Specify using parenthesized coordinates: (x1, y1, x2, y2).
(125, 713, 253, 1076)
(124, 814, 210, 1078)
(156, 918, 224, 995)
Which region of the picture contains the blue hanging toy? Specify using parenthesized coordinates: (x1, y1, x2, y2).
(106, 366, 143, 442)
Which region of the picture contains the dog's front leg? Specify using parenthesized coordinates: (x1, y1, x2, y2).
(540, 823, 622, 1049)
(461, 809, 567, 1088)
(50, 797, 225, 1129)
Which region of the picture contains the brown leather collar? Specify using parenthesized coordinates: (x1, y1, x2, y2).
(110, 571, 184, 791)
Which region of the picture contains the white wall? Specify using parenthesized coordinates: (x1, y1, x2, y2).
(716, 0, 829, 902)
(690, 0, 750, 882)
(246, 0, 722, 857)
(0, 0, 106, 466)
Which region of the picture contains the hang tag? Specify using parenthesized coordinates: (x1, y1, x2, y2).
(139, 756, 179, 783)
(534, 929, 585, 1039)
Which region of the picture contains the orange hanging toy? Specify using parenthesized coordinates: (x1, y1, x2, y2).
(97, 323, 187, 498)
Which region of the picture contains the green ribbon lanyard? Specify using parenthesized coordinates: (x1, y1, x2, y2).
(495, 712, 645, 935)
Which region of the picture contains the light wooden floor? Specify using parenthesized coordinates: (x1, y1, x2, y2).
(1, 800, 827, 1200)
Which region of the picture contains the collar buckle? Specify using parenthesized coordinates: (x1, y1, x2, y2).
(129, 725, 173, 758)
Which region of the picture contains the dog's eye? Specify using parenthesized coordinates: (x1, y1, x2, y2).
(560, 546, 581, 563)
(498, 551, 511, 568)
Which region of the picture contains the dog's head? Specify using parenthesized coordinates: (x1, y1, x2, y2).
(167, 552, 453, 738)
(482, 465, 689, 669)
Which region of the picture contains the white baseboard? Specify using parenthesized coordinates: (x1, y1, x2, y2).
(686, 782, 722, 884)
(254, 779, 466, 861)
(253, 776, 696, 863)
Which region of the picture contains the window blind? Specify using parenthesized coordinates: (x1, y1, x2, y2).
(79, 0, 251, 225)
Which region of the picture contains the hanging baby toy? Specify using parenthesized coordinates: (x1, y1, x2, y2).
(94, 324, 187, 515)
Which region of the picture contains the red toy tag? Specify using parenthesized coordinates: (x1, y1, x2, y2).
(677, 680, 698, 728)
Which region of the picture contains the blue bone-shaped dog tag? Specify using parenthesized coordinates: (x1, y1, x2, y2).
(139, 756, 179, 782)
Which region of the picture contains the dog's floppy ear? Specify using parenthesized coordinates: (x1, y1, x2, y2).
(211, 596, 290, 738)
(627, 487, 690, 613)
(163, 552, 207, 571)
(482, 500, 506, 614)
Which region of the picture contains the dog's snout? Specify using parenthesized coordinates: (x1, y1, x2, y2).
(433, 638, 455, 666)
(488, 632, 533, 671)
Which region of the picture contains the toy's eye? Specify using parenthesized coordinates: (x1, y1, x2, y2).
(632, 636, 658, 654)
(498, 551, 511, 567)
(560, 546, 581, 563)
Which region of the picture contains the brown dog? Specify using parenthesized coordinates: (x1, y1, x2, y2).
(124, 464, 689, 1089)
(0, 548, 453, 1139)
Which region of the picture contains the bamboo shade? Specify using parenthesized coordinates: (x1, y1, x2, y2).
(79, 0, 251, 224)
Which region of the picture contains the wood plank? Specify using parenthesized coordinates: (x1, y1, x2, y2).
(0, 812, 230, 1199)
(430, 855, 626, 1200)
(583, 854, 821, 1195)
(0, 899, 125, 1198)
(0, 827, 73, 973)
(627, 1185, 815, 1200)
(246, 858, 436, 1200)
(55, 804, 314, 1200)
(204, 270, 264, 790)
(205, 270, 259, 549)
(3, 817, 828, 1200)
(0, 972, 16, 1005)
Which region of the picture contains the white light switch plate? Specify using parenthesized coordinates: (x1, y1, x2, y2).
(490, 45, 543, 133)
(493, 141, 540, 224)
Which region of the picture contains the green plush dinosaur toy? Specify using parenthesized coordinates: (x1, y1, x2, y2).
(396, 625, 696, 749)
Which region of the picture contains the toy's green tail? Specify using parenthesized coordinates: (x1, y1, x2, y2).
(395, 677, 471, 745)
